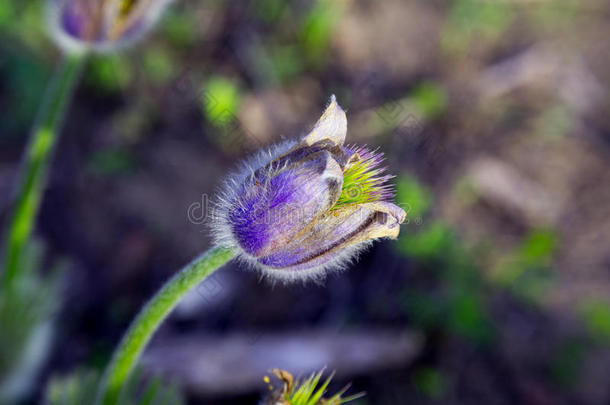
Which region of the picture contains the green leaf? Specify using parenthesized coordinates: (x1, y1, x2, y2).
(407, 82, 447, 120)
(300, 0, 342, 65)
(580, 300, 610, 344)
(143, 47, 175, 85)
(161, 11, 197, 48)
(86, 55, 133, 93)
(201, 76, 241, 128)
(396, 175, 433, 220)
(519, 229, 557, 266)
(398, 222, 454, 261)
(447, 288, 492, 344)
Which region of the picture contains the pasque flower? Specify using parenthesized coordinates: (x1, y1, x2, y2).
(214, 96, 406, 280)
(47, 0, 173, 53)
(96, 97, 407, 403)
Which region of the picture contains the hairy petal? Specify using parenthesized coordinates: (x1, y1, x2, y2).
(258, 201, 406, 272)
(302, 95, 347, 147)
(228, 150, 343, 257)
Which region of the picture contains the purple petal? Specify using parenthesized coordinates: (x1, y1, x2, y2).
(258, 201, 406, 271)
(60, 3, 87, 39)
(229, 150, 343, 257)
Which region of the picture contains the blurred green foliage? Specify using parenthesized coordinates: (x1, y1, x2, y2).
(161, 11, 198, 48)
(399, 221, 453, 261)
(396, 171, 574, 394)
(0, 240, 62, 403)
(548, 339, 586, 388)
(253, 0, 288, 23)
(580, 300, 610, 345)
(519, 230, 557, 265)
(534, 105, 574, 140)
(86, 56, 133, 94)
(492, 229, 557, 303)
(366, 82, 447, 137)
(299, 0, 342, 66)
(527, 0, 579, 32)
(110, 99, 155, 143)
(0, 1, 47, 52)
(267, 45, 305, 84)
(442, 0, 515, 55)
(395, 174, 433, 221)
(0, 1, 13, 26)
(46, 368, 184, 405)
(396, 174, 493, 344)
(143, 47, 176, 85)
(86, 148, 136, 177)
(407, 82, 448, 121)
(0, 49, 50, 136)
(248, 0, 343, 84)
(412, 367, 448, 399)
(202, 76, 241, 128)
(397, 178, 559, 342)
(0, 0, 50, 136)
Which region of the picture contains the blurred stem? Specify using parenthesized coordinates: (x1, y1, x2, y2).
(98, 246, 236, 405)
(2, 51, 86, 288)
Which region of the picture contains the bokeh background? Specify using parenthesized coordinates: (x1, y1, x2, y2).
(2, 0, 610, 403)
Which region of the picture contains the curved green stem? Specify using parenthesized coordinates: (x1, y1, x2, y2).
(98, 246, 236, 405)
(2, 51, 86, 287)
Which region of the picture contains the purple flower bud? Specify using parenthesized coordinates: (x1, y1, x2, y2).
(213, 96, 406, 281)
(47, 0, 173, 53)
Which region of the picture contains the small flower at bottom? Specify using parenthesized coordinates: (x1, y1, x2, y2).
(262, 368, 364, 405)
(213, 96, 406, 281)
(47, 0, 173, 53)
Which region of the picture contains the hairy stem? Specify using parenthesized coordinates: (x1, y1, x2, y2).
(98, 246, 236, 405)
(2, 52, 86, 287)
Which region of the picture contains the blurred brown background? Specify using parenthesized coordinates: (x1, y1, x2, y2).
(2, 0, 610, 403)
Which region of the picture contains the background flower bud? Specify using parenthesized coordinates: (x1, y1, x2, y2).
(47, 0, 173, 53)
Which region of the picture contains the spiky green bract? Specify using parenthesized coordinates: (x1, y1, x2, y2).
(265, 369, 365, 405)
(333, 146, 394, 209)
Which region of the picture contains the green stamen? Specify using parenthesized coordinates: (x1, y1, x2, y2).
(333, 149, 391, 209)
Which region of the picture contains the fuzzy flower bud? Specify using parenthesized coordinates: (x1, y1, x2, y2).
(213, 96, 406, 281)
(47, 0, 173, 53)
